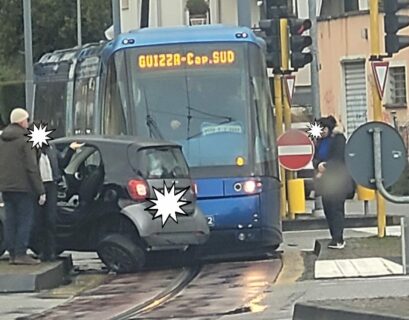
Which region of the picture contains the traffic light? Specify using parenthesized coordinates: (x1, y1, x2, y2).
(384, 0, 409, 55)
(259, 19, 281, 70)
(289, 18, 312, 70)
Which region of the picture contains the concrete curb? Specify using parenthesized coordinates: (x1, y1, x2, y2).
(275, 248, 304, 285)
(283, 215, 401, 231)
(293, 302, 409, 320)
(0, 255, 73, 293)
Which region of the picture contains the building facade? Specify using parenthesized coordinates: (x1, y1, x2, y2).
(117, 0, 409, 144)
(317, 6, 409, 140)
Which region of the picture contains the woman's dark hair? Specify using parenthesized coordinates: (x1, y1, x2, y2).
(318, 116, 337, 131)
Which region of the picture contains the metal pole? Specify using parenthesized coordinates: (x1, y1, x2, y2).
(274, 74, 287, 218)
(112, 0, 121, 37)
(23, 0, 34, 116)
(401, 217, 408, 274)
(308, 0, 321, 120)
(372, 128, 409, 203)
(369, 0, 386, 238)
(77, 0, 82, 46)
(280, 18, 296, 219)
(307, 0, 323, 214)
(237, 0, 251, 27)
(372, 128, 409, 274)
(280, 19, 292, 132)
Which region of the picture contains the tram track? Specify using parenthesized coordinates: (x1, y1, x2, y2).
(18, 264, 201, 320)
(112, 264, 201, 320)
(20, 257, 281, 320)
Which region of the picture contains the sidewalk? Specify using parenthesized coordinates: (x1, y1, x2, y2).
(292, 225, 409, 320)
(299, 199, 409, 216)
(283, 199, 408, 231)
(0, 252, 106, 320)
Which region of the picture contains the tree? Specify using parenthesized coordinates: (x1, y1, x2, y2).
(0, 0, 112, 81)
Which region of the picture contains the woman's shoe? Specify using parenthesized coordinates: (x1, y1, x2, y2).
(328, 241, 346, 249)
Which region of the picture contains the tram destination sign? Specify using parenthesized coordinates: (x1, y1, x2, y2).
(137, 49, 237, 70)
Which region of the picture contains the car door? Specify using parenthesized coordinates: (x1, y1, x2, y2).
(56, 143, 104, 239)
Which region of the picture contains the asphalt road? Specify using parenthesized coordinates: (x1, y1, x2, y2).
(0, 225, 405, 320)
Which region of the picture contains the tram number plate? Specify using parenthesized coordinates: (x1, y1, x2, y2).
(207, 216, 215, 227)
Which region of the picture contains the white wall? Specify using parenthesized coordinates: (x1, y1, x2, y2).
(121, 0, 140, 32)
(120, 0, 262, 30)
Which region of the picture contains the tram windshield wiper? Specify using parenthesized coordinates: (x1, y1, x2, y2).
(146, 115, 164, 140)
(141, 85, 164, 140)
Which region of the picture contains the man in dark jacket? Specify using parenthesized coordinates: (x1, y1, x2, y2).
(313, 116, 355, 249)
(34, 140, 83, 261)
(0, 108, 46, 264)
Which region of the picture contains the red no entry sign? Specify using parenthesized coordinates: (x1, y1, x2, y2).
(277, 129, 314, 171)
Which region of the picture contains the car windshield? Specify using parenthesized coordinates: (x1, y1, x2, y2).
(137, 146, 190, 179)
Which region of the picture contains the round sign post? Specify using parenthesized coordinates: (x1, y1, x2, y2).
(277, 129, 315, 171)
(345, 121, 407, 190)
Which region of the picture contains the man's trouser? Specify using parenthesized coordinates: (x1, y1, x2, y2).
(36, 182, 57, 258)
(2, 192, 35, 257)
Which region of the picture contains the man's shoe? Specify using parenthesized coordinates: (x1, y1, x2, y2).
(14, 255, 41, 265)
(328, 241, 345, 249)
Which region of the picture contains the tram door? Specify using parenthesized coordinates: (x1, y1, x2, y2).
(33, 62, 71, 138)
(73, 57, 100, 135)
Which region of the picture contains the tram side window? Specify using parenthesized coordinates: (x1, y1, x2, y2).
(34, 82, 67, 138)
(103, 56, 127, 135)
(73, 79, 87, 134)
(249, 45, 277, 176)
(73, 77, 96, 134)
(86, 78, 96, 133)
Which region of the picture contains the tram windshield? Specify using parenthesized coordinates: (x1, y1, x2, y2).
(105, 42, 276, 175)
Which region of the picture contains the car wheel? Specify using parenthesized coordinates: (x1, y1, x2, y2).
(0, 222, 5, 257)
(97, 234, 145, 274)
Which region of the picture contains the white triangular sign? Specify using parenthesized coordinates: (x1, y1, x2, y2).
(284, 75, 296, 105)
(372, 62, 389, 99)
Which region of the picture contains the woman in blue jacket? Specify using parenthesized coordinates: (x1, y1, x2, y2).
(313, 116, 355, 249)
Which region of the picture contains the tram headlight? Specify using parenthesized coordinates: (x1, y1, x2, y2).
(233, 180, 262, 194)
(243, 180, 263, 194)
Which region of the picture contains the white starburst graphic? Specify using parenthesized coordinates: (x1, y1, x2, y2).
(306, 121, 324, 140)
(26, 123, 54, 149)
(145, 182, 191, 227)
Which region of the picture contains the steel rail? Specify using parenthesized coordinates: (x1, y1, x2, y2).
(112, 264, 201, 320)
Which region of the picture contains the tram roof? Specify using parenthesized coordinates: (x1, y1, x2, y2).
(102, 24, 264, 58)
(35, 25, 264, 67)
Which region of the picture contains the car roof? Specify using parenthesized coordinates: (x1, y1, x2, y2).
(52, 134, 181, 149)
(52, 135, 186, 185)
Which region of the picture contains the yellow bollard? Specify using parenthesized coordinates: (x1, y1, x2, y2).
(287, 179, 306, 215)
(357, 185, 376, 201)
(357, 185, 375, 215)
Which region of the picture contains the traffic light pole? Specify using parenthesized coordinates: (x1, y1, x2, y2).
(23, 0, 34, 116)
(280, 19, 292, 132)
(273, 73, 287, 219)
(369, 0, 386, 238)
(280, 18, 296, 219)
